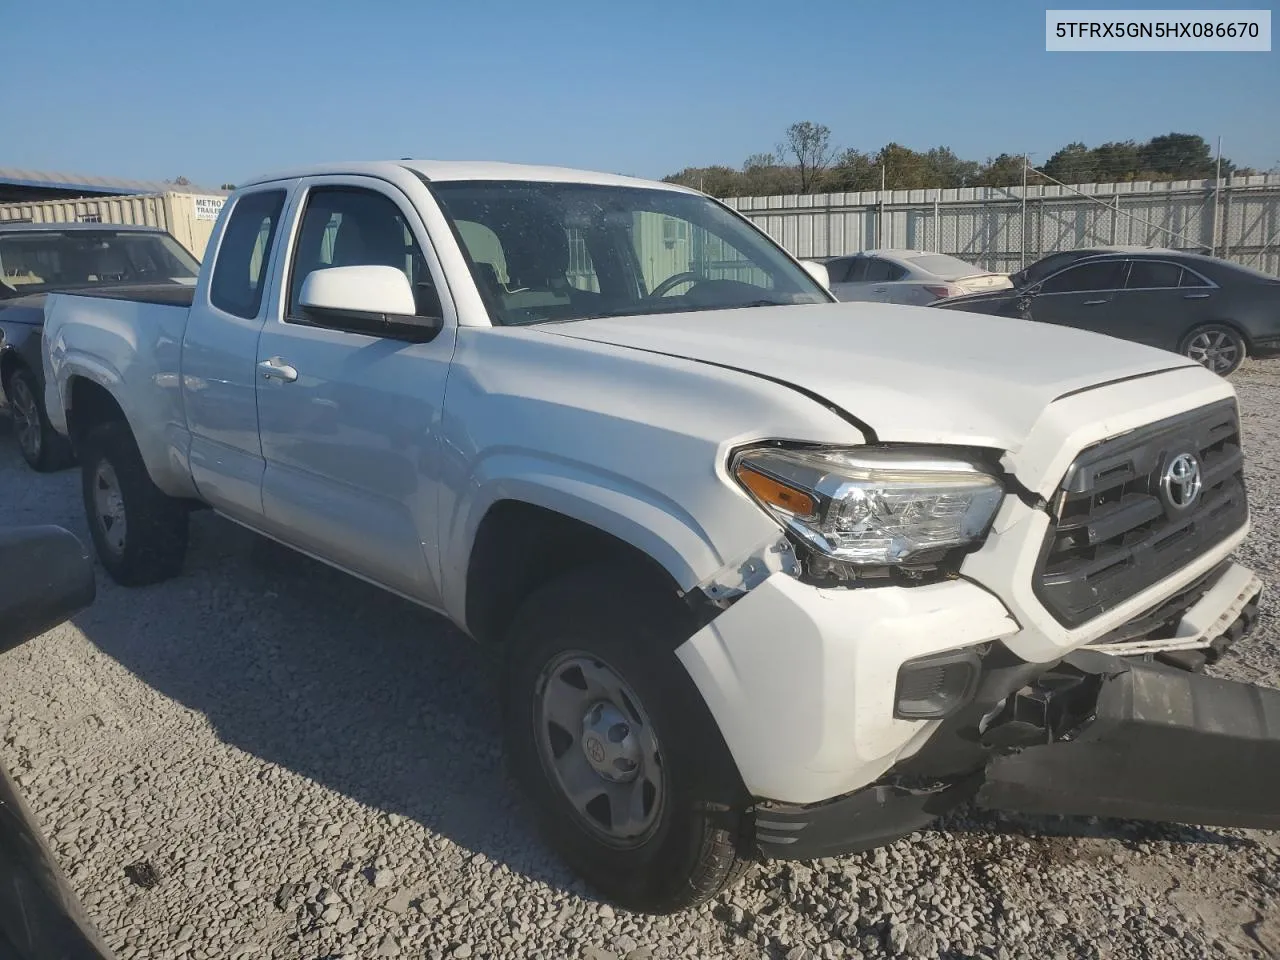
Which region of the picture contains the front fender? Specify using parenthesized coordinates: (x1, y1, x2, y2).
(439, 450, 781, 626)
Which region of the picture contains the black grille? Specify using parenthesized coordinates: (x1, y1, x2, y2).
(1035, 399, 1248, 627)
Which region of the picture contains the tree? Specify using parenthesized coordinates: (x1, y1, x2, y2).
(169, 175, 191, 186)
(875, 143, 934, 190)
(924, 147, 980, 188)
(740, 153, 796, 196)
(1138, 133, 1215, 179)
(1090, 141, 1142, 181)
(972, 153, 1027, 187)
(220, 183, 237, 191)
(662, 165, 743, 197)
(777, 122, 836, 193)
(1042, 142, 1093, 184)
(829, 148, 879, 192)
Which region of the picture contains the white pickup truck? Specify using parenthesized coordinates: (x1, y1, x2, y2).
(40, 161, 1279, 913)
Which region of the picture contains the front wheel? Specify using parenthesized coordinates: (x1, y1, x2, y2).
(1180, 324, 1246, 376)
(79, 422, 189, 586)
(503, 566, 754, 913)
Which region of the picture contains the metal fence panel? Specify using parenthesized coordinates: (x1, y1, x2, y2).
(725, 175, 1280, 277)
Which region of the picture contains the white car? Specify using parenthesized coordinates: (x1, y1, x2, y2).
(823, 249, 1013, 304)
(38, 160, 1277, 913)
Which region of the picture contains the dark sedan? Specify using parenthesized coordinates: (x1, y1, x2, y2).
(932, 248, 1280, 376)
(0, 224, 200, 470)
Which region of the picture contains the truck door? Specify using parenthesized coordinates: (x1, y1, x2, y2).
(181, 187, 291, 523)
(253, 178, 457, 607)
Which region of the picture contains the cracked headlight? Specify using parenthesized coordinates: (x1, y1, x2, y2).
(732, 446, 1004, 566)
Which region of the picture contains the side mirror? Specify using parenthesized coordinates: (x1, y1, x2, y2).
(299, 265, 442, 342)
(799, 260, 830, 290)
(0, 526, 96, 655)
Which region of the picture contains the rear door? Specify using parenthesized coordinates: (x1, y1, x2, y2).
(863, 256, 910, 303)
(828, 256, 871, 301)
(253, 177, 458, 606)
(1107, 258, 1214, 351)
(1027, 259, 1129, 337)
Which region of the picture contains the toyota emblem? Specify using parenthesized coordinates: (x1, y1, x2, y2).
(1161, 453, 1202, 510)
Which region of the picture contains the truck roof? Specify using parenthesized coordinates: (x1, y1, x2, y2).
(238, 160, 699, 193)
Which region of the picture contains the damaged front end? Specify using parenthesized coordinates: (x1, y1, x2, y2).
(975, 648, 1280, 829)
(755, 600, 1279, 860)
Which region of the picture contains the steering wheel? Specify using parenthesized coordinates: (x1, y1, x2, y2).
(647, 271, 702, 299)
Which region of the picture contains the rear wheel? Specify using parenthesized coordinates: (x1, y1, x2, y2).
(79, 422, 188, 586)
(503, 565, 754, 913)
(5, 366, 73, 472)
(1180, 324, 1246, 376)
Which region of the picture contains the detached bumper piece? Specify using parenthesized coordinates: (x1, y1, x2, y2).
(976, 649, 1280, 830)
(757, 638, 1280, 860)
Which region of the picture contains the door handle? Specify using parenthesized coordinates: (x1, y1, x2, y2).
(258, 358, 298, 383)
(1183, 293, 1211, 299)
(1082, 299, 1109, 305)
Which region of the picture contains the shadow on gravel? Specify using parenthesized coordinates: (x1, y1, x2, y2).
(59, 500, 589, 898)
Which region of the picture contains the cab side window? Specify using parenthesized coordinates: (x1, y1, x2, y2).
(287, 186, 438, 322)
(210, 190, 286, 319)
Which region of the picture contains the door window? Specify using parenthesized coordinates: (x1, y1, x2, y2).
(1040, 260, 1126, 294)
(287, 186, 437, 322)
(1125, 260, 1182, 289)
(844, 257, 869, 283)
(210, 190, 286, 319)
(1179, 268, 1212, 288)
(863, 258, 906, 282)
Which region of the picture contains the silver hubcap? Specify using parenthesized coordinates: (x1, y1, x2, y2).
(1187, 331, 1240, 374)
(9, 376, 41, 460)
(92, 461, 127, 555)
(535, 652, 664, 847)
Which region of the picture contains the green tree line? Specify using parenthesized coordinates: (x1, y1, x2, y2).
(663, 124, 1262, 198)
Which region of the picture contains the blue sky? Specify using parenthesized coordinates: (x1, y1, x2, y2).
(9, 0, 1278, 188)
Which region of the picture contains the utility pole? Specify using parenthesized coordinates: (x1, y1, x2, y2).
(879, 164, 886, 248)
(1211, 136, 1223, 257)
(1020, 153, 1028, 270)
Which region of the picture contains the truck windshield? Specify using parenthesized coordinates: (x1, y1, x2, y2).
(0, 229, 200, 297)
(428, 180, 830, 326)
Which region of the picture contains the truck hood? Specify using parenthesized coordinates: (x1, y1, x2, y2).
(546, 301, 1198, 451)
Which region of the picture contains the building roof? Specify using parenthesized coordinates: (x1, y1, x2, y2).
(0, 166, 227, 197)
(240, 159, 694, 192)
(0, 221, 168, 234)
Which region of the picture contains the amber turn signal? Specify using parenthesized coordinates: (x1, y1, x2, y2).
(735, 463, 816, 517)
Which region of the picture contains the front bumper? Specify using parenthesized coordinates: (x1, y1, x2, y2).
(751, 595, 1272, 860)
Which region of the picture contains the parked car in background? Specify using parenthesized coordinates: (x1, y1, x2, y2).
(0, 224, 200, 470)
(818, 249, 1012, 304)
(36, 160, 1280, 912)
(933, 248, 1280, 376)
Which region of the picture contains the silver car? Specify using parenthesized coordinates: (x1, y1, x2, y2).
(821, 249, 1013, 305)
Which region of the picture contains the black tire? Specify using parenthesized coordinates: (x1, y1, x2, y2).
(503, 565, 755, 914)
(79, 421, 188, 586)
(4, 366, 73, 472)
(1179, 323, 1247, 376)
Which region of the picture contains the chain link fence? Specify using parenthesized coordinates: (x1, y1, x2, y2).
(725, 174, 1280, 277)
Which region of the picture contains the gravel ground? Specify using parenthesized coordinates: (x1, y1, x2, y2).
(2, 363, 1278, 960)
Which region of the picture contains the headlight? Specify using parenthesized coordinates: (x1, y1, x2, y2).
(731, 446, 1004, 567)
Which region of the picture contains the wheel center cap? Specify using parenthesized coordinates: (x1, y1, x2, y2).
(580, 701, 640, 783)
